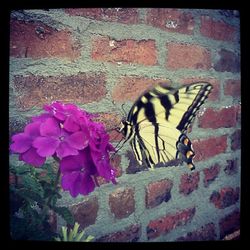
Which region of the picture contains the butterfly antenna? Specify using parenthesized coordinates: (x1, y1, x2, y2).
(121, 103, 127, 117)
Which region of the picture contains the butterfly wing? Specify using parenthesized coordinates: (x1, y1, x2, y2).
(125, 82, 213, 170)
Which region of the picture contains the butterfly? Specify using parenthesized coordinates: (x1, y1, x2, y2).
(119, 82, 213, 171)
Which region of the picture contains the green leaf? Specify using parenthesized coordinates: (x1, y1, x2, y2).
(71, 222, 80, 239)
(85, 235, 94, 242)
(16, 188, 43, 204)
(53, 206, 75, 225)
(62, 226, 68, 241)
(22, 174, 44, 198)
(75, 231, 85, 242)
(43, 163, 57, 180)
(10, 164, 31, 175)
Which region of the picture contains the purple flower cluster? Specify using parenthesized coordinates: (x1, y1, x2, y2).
(10, 101, 116, 197)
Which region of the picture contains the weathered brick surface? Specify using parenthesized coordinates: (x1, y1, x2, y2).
(146, 9, 195, 34)
(198, 107, 238, 129)
(192, 136, 228, 162)
(145, 178, 173, 209)
(230, 130, 241, 151)
(93, 112, 123, 142)
(10, 20, 81, 60)
(219, 209, 240, 239)
(176, 223, 216, 241)
(112, 76, 170, 102)
(166, 43, 211, 70)
(109, 187, 135, 219)
(91, 36, 158, 66)
(214, 49, 240, 73)
(224, 159, 238, 175)
(224, 80, 241, 97)
(210, 187, 240, 209)
(179, 172, 200, 196)
(96, 224, 141, 242)
(70, 196, 99, 229)
(203, 164, 220, 187)
(12, 73, 107, 110)
(180, 77, 219, 101)
(65, 8, 139, 24)
(147, 207, 196, 239)
(9, 118, 27, 137)
(125, 150, 148, 174)
(200, 16, 236, 41)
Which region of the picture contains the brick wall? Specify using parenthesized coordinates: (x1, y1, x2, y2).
(9, 8, 241, 241)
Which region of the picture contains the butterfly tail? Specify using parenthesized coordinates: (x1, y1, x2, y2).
(176, 134, 195, 170)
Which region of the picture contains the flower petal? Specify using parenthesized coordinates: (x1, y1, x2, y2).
(32, 113, 52, 123)
(33, 136, 59, 157)
(19, 147, 46, 167)
(56, 141, 79, 158)
(10, 133, 32, 153)
(79, 173, 95, 195)
(40, 118, 60, 137)
(91, 151, 114, 181)
(67, 131, 89, 150)
(60, 154, 82, 173)
(61, 171, 81, 198)
(24, 122, 41, 137)
(63, 116, 80, 132)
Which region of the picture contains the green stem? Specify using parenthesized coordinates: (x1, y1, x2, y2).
(47, 162, 61, 208)
(41, 161, 61, 222)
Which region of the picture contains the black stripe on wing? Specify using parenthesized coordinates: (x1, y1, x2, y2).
(177, 83, 212, 133)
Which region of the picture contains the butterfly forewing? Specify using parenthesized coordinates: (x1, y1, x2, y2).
(123, 82, 213, 170)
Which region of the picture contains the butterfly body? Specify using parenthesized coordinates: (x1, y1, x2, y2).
(120, 82, 213, 171)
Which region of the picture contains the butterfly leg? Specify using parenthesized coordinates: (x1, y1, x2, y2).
(176, 134, 195, 170)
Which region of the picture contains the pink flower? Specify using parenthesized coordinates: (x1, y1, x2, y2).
(10, 122, 46, 167)
(32, 117, 88, 159)
(10, 101, 117, 197)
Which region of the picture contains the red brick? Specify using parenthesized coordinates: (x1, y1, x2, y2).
(145, 178, 173, 209)
(146, 8, 194, 34)
(125, 150, 148, 174)
(192, 136, 228, 162)
(203, 164, 220, 187)
(109, 187, 135, 219)
(91, 36, 157, 66)
(179, 172, 200, 196)
(166, 43, 211, 70)
(10, 19, 81, 60)
(65, 8, 139, 24)
(112, 76, 171, 102)
(180, 77, 219, 101)
(92, 112, 123, 143)
(147, 207, 196, 239)
(70, 196, 99, 229)
(219, 209, 240, 239)
(12, 73, 107, 110)
(200, 16, 236, 41)
(93, 112, 123, 142)
(224, 80, 241, 97)
(198, 107, 238, 129)
(224, 159, 238, 175)
(231, 130, 241, 151)
(214, 49, 240, 73)
(177, 223, 216, 241)
(236, 105, 241, 124)
(210, 187, 240, 209)
(96, 224, 141, 242)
